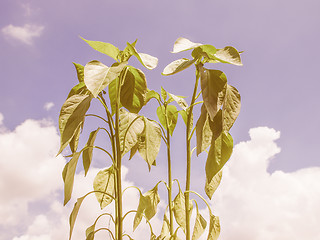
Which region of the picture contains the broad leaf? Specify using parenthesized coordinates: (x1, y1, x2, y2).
(157, 212, 170, 240)
(205, 170, 223, 200)
(69, 123, 82, 153)
(126, 42, 158, 69)
(208, 109, 223, 141)
(200, 68, 227, 121)
(84, 60, 127, 98)
(192, 45, 217, 60)
(192, 202, 207, 240)
(172, 37, 202, 53)
(162, 58, 195, 75)
(223, 84, 241, 131)
(205, 131, 233, 183)
(83, 128, 99, 176)
(207, 214, 220, 240)
(120, 66, 147, 113)
(67, 82, 89, 99)
(85, 224, 95, 240)
(157, 105, 178, 136)
(168, 93, 188, 110)
(213, 46, 242, 66)
(145, 89, 161, 104)
(93, 165, 115, 209)
(81, 37, 120, 61)
(58, 94, 92, 155)
(161, 86, 167, 101)
(64, 152, 81, 205)
(73, 62, 84, 82)
(108, 77, 121, 115)
(173, 189, 193, 233)
(196, 105, 212, 156)
(69, 194, 86, 240)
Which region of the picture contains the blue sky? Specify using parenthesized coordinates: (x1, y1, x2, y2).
(1, 0, 320, 239)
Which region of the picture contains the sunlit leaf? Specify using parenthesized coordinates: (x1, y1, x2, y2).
(173, 189, 193, 233)
(64, 152, 81, 205)
(192, 45, 217, 60)
(172, 37, 202, 53)
(93, 165, 115, 209)
(161, 87, 167, 101)
(162, 58, 195, 75)
(69, 123, 82, 153)
(157, 105, 178, 136)
(223, 84, 241, 131)
(81, 37, 120, 61)
(85, 224, 95, 240)
(209, 109, 223, 141)
(196, 105, 212, 156)
(205, 170, 223, 200)
(108, 77, 121, 115)
(145, 89, 161, 104)
(207, 214, 220, 240)
(213, 46, 243, 66)
(126, 42, 158, 69)
(158, 212, 170, 240)
(200, 68, 227, 121)
(205, 131, 233, 183)
(84, 60, 127, 98)
(168, 93, 188, 110)
(83, 128, 99, 176)
(192, 202, 207, 240)
(120, 66, 147, 113)
(73, 62, 85, 82)
(67, 82, 89, 99)
(69, 194, 86, 240)
(58, 94, 92, 155)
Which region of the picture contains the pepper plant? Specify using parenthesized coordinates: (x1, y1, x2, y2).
(58, 37, 242, 240)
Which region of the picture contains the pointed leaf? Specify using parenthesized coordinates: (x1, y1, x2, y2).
(200, 68, 227, 121)
(209, 109, 223, 141)
(58, 94, 92, 155)
(83, 128, 99, 176)
(207, 214, 220, 240)
(108, 77, 120, 115)
(173, 190, 193, 233)
(223, 84, 241, 131)
(214, 46, 243, 66)
(73, 62, 85, 82)
(196, 105, 212, 156)
(64, 152, 81, 205)
(162, 58, 195, 75)
(85, 224, 95, 240)
(192, 45, 217, 60)
(69, 194, 86, 240)
(157, 105, 178, 136)
(84, 60, 127, 98)
(81, 37, 120, 61)
(133, 192, 147, 231)
(69, 123, 82, 153)
(145, 89, 161, 104)
(127, 42, 158, 69)
(161, 87, 167, 101)
(172, 37, 202, 53)
(158, 212, 170, 240)
(67, 82, 89, 99)
(205, 132, 233, 183)
(168, 93, 188, 110)
(120, 66, 147, 113)
(93, 165, 115, 209)
(205, 170, 223, 200)
(192, 203, 207, 240)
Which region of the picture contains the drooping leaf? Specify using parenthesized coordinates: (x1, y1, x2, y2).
(192, 45, 217, 60)
(200, 68, 227, 121)
(161, 87, 167, 101)
(84, 60, 127, 98)
(67, 82, 89, 99)
(173, 189, 193, 233)
(145, 89, 161, 104)
(69, 123, 82, 153)
(133, 184, 161, 231)
(207, 214, 220, 240)
(192, 202, 207, 240)
(108, 77, 121, 115)
(213, 46, 243, 66)
(81, 37, 120, 61)
(64, 152, 81, 205)
(73, 62, 85, 82)
(93, 165, 115, 209)
(58, 94, 92, 155)
(208, 109, 223, 141)
(172, 37, 202, 53)
(119, 109, 144, 156)
(196, 105, 212, 156)
(223, 84, 241, 131)
(85, 224, 95, 240)
(157, 212, 170, 240)
(120, 66, 147, 113)
(205, 131, 233, 183)
(157, 105, 178, 135)
(168, 93, 188, 110)
(205, 170, 223, 200)
(126, 42, 158, 69)
(179, 110, 188, 126)
(83, 128, 100, 176)
(137, 117, 162, 170)
(69, 194, 86, 240)
(162, 58, 195, 75)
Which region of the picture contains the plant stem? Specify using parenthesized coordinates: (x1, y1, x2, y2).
(166, 127, 174, 235)
(185, 67, 200, 240)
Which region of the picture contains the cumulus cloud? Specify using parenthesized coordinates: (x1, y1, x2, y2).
(44, 102, 54, 111)
(2, 24, 44, 45)
(0, 112, 3, 125)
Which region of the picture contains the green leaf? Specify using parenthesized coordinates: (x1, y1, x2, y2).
(73, 62, 85, 82)
(162, 58, 196, 75)
(67, 82, 89, 99)
(200, 68, 227, 121)
(126, 42, 158, 69)
(119, 109, 145, 156)
(192, 45, 217, 60)
(64, 152, 81, 205)
(133, 184, 161, 231)
(85, 224, 95, 240)
(179, 110, 188, 125)
(207, 214, 220, 240)
(158, 212, 170, 240)
(81, 37, 120, 61)
(172, 37, 202, 53)
(196, 105, 212, 156)
(120, 66, 147, 113)
(205, 170, 223, 200)
(145, 89, 161, 104)
(84, 60, 127, 98)
(209, 109, 223, 141)
(173, 189, 193, 233)
(223, 84, 241, 131)
(58, 94, 92, 155)
(192, 202, 207, 240)
(108, 77, 120, 115)
(69, 123, 82, 153)
(205, 131, 233, 183)
(93, 165, 115, 209)
(83, 128, 99, 176)
(168, 93, 188, 110)
(161, 87, 167, 101)
(157, 105, 178, 136)
(137, 117, 162, 170)
(69, 194, 86, 240)
(213, 46, 243, 66)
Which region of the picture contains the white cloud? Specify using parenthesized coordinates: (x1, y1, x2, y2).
(2, 24, 44, 45)
(0, 113, 3, 125)
(44, 102, 54, 111)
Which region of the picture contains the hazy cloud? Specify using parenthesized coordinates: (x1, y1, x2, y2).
(0, 113, 3, 125)
(2, 24, 44, 45)
(44, 102, 54, 111)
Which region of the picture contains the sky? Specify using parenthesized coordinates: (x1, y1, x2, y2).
(1, 0, 320, 239)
